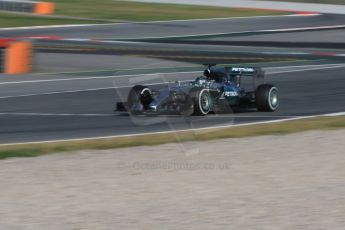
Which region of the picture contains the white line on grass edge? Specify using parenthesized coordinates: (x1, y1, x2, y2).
(0, 111, 344, 147)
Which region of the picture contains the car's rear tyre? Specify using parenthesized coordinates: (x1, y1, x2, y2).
(127, 85, 153, 111)
(189, 88, 212, 115)
(255, 84, 279, 112)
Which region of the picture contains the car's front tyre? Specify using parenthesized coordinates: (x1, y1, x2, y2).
(127, 85, 153, 112)
(189, 88, 212, 115)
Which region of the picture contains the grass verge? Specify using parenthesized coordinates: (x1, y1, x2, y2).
(0, 1, 288, 28)
(48, 0, 288, 21)
(0, 115, 344, 160)
(0, 12, 104, 28)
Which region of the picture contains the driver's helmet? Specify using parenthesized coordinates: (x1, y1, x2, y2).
(203, 68, 212, 79)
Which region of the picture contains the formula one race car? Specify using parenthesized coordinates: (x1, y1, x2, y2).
(116, 65, 279, 115)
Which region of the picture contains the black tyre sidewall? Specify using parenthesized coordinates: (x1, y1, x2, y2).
(127, 85, 152, 110)
(255, 84, 279, 112)
(190, 88, 212, 115)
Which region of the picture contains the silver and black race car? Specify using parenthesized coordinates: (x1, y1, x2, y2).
(117, 65, 279, 115)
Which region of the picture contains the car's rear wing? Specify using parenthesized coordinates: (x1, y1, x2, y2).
(227, 67, 266, 90)
(229, 67, 265, 78)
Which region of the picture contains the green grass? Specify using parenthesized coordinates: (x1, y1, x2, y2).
(260, 0, 345, 5)
(0, 116, 345, 160)
(48, 0, 287, 21)
(0, 12, 103, 28)
(0, 0, 287, 28)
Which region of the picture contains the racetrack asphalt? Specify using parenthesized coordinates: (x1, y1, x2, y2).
(0, 63, 344, 144)
(0, 13, 344, 144)
(2, 14, 344, 40)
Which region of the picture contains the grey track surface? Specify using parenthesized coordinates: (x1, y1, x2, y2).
(0, 13, 345, 144)
(0, 64, 345, 144)
(3, 14, 345, 62)
(1, 14, 345, 40)
(7, 13, 345, 64)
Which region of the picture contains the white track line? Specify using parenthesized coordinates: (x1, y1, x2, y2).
(0, 113, 314, 118)
(264, 63, 345, 69)
(0, 87, 116, 99)
(0, 24, 109, 31)
(1, 63, 345, 99)
(268, 64, 345, 75)
(1, 63, 345, 86)
(0, 14, 312, 31)
(0, 71, 200, 85)
(0, 80, 192, 99)
(119, 24, 345, 40)
(0, 111, 344, 147)
(0, 112, 114, 117)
